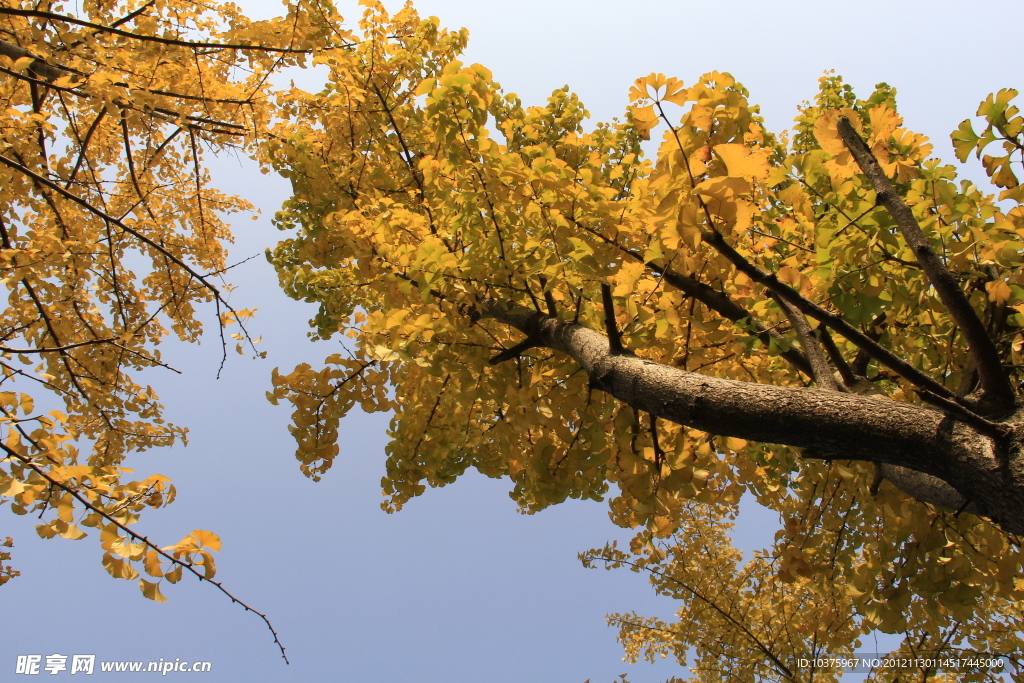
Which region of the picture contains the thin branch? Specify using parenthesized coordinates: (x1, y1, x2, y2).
(914, 388, 1009, 442)
(569, 217, 812, 376)
(488, 338, 538, 365)
(66, 109, 107, 186)
(0, 153, 259, 374)
(110, 0, 156, 29)
(537, 275, 558, 318)
(0, 153, 223, 308)
(591, 552, 795, 681)
(817, 326, 856, 389)
(0, 338, 115, 354)
(748, 227, 814, 253)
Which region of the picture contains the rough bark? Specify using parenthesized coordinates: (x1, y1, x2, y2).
(479, 301, 1024, 534)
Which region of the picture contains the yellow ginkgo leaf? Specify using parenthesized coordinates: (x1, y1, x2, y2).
(813, 108, 861, 157)
(987, 279, 1013, 303)
(139, 579, 168, 603)
(868, 104, 902, 143)
(189, 529, 222, 552)
(144, 549, 164, 578)
(713, 143, 771, 181)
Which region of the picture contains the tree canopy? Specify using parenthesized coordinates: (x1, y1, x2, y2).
(263, 2, 1024, 679)
(3, 0, 1024, 679)
(0, 0, 351, 658)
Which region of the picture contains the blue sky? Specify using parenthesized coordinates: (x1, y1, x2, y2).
(3, 1, 1021, 681)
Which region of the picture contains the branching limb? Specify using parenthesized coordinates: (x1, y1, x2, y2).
(817, 326, 856, 389)
(601, 283, 624, 356)
(803, 447, 981, 514)
(837, 116, 1015, 412)
(651, 262, 812, 377)
(476, 299, 1024, 533)
(792, 307, 993, 507)
(537, 275, 558, 318)
(701, 229, 958, 401)
(489, 338, 539, 365)
(570, 218, 812, 377)
(772, 294, 839, 391)
(915, 389, 1009, 442)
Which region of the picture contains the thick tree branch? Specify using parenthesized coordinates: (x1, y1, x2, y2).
(837, 116, 1015, 412)
(879, 465, 981, 515)
(476, 300, 1024, 534)
(794, 340, 991, 510)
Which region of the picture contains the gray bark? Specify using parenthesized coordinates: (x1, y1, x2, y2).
(479, 301, 1024, 534)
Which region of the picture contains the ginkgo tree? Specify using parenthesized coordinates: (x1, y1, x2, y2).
(0, 0, 354, 660)
(264, 2, 1024, 679)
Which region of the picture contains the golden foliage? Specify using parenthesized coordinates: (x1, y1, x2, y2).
(0, 0, 351, 658)
(264, 4, 1024, 678)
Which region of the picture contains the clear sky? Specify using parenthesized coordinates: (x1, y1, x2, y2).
(3, 1, 1022, 681)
